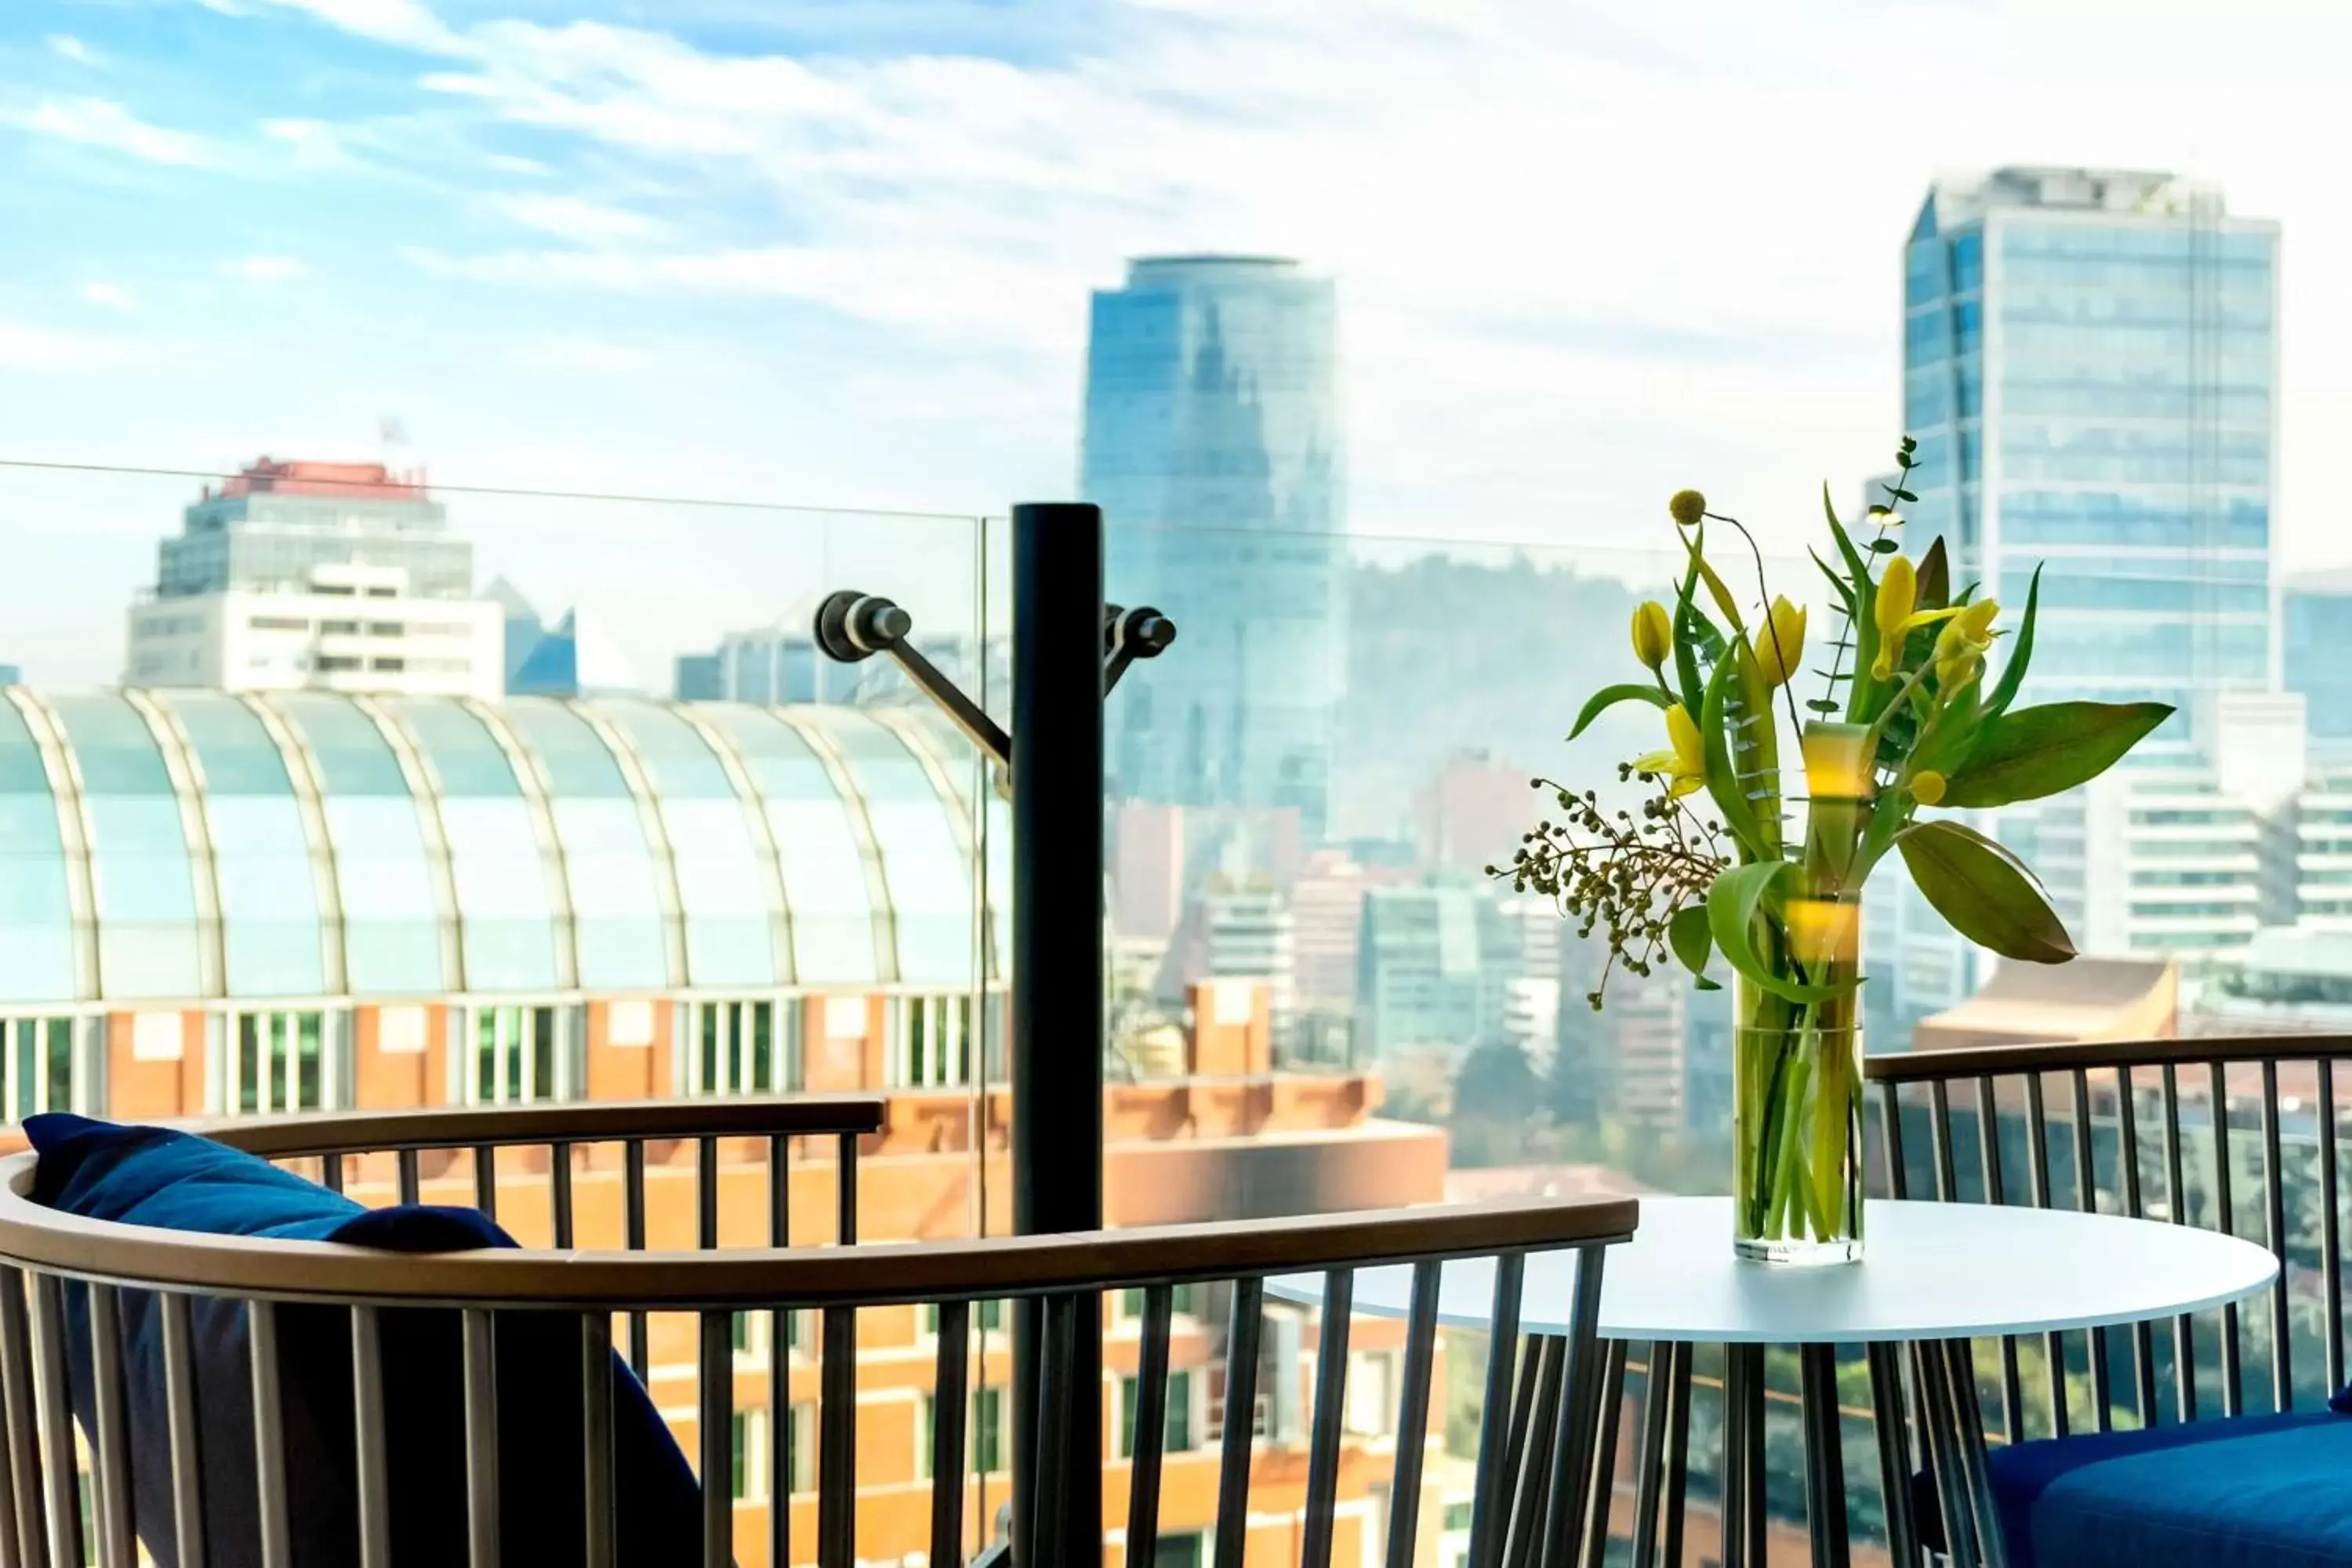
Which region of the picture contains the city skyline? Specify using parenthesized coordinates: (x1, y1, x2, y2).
(9, 1, 2352, 691)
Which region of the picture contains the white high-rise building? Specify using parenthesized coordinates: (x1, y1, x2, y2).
(124, 459, 503, 699)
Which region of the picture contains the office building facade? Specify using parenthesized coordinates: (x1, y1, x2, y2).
(1902, 168, 2279, 745)
(2285, 569, 2352, 746)
(124, 460, 503, 699)
(1083, 256, 1347, 840)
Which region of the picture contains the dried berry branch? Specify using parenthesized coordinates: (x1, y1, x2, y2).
(1489, 768, 1732, 1010)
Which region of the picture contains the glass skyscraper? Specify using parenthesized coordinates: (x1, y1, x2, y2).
(1082, 256, 1345, 838)
(1902, 168, 2279, 746)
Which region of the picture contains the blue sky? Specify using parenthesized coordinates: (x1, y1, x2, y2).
(4, 0, 2349, 684)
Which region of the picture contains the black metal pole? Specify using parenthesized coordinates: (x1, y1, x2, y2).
(1009, 502, 1105, 1566)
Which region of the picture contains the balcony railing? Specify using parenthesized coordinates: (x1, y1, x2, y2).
(0, 1097, 1635, 1568)
(1864, 1032, 2352, 1564)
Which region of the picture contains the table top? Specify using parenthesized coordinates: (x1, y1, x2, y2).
(1266, 1196, 2278, 1345)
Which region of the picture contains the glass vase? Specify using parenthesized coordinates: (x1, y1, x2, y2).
(1731, 963, 1864, 1266)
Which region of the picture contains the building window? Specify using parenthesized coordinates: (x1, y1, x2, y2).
(729, 1311, 775, 1368)
(1117, 1369, 1196, 1458)
(918, 1386, 1010, 1480)
(372, 657, 406, 673)
(920, 1298, 1007, 1338)
(1346, 1349, 1399, 1437)
(321, 619, 361, 635)
(465, 1005, 566, 1105)
(366, 622, 403, 637)
(1152, 1533, 1207, 1568)
(248, 615, 309, 632)
(232, 1011, 330, 1114)
(1116, 1284, 1200, 1323)
(782, 1400, 816, 1494)
(684, 1000, 800, 1095)
(316, 655, 361, 673)
(2, 1018, 78, 1122)
(887, 995, 975, 1089)
(729, 1408, 767, 1502)
(365, 586, 396, 598)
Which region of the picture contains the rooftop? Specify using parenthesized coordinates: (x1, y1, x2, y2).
(1918, 165, 2224, 234)
(0, 688, 1002, 1005)
(1126, 255, 1304, 285)
(213, 459, 431, 503)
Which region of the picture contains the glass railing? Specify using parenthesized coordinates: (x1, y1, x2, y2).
(2, 448, 2321, 1560)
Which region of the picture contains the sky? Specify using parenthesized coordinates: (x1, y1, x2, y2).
(3, 0, 2350, 685)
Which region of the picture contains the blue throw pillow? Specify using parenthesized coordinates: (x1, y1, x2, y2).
(27, 1113, 710, 1568)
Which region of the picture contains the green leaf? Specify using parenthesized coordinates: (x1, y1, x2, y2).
(1567, 682, 1673, 741)
(1893, 488, 1919, 503)
(1809, 548, 1855, 612)
(1896, 819, 2075, 964)
(1671, 561, 1707, 717)
(1937, 701, 2173, 809)
(1803, 699, 1839, 714)
(1915, 536, 1950, 611)
(1668, 903, 1714, 981)
(1868, 539, 1900, 554)
(1704, 861, 1861, 1004)
(1909, 677, 1983, 779)
(1698, 653, 1764, 856)
(1983, 564, 2041, 718)
(1678, 524, 1746, 633)
(1822, 484, 1871, 583)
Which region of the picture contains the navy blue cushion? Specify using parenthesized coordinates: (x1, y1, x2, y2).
(1966, 1409, 2352, 1568)
(27, 1113, 707, 1568)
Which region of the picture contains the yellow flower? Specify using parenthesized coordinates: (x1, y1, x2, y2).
(1933, 598, 2001, 689)
(1911, 769, 1947, 805)
(1787, 897, 1860, 967)
(1668, 489, 1708, 528)
(1633, 703, 1707, 797)
(1871, 554, 1917, 681)
(1755, 596, 1806, 688)
(1631, 601, 1673, 673)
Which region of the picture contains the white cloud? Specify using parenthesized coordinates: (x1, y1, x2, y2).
(45, 35, 99, 67)
(488, 193, 668, 245)
(246, 0, 459, 52)
(0, 97, 215, 167)
(510, 334, 656, 372)
(485, 151, 550, 176)
(262, 118, 352, 169)
(63, 0, 2352, 570)
(77, 282, 136, 312)
(220, 255, 311, 283)
(0, 320, 143, 372)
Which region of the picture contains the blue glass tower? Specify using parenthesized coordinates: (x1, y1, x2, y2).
(1082, 256, 1345, 838)
(1902, 169, 2278, 746)
(2286, 572, 2352, 742)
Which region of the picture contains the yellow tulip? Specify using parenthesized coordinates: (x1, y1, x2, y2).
(1631, 601, 1673, 673)
(1933, 598, 2001, 689)
(1911, 769, 1947, 805)
(1871, 555, 1917, 681)
(1632, 703, 1708, 797)
(1755, 596, 1806, 688)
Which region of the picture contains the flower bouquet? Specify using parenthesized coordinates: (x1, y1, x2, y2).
(1501, 438, 2171, 1262)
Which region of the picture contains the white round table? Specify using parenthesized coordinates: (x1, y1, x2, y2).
(1267, 1197, 2277, 1568)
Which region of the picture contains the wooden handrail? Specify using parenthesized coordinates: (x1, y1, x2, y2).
(191, 1094, 888, 1158)
(1864, 1034, 2352, 1083)
(0, 1152, 1635, 1309)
